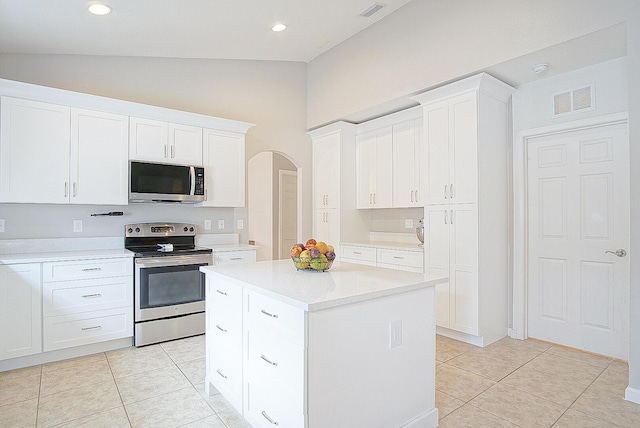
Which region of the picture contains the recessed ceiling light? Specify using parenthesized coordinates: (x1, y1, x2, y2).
(272, 23, 287, 32)
(88, 4, 112, 16)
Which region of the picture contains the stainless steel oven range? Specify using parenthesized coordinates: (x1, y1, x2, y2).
(125, 222, 212, 346)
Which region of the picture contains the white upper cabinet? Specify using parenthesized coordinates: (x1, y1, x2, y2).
(422, 92, 478, 205)
(168, 123, 203, 165)
(71, 108, 129, 205)
(0, 97, 128, 205)
(130, 117, 203, 165)
(198, 129, 245, 207)
(1, 97, 71, 204)
(392, 119, 422, 207)
(313, 132, 341, 209)
(356, 127, 392, 209)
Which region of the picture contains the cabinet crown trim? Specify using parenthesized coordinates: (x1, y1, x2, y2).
(411, 72, 515, 106)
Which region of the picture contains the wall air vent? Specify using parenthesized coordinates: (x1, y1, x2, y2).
(553, 84, 594, 117)
(360, 3, 385, 17)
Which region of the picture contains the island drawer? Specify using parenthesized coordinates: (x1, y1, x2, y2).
(209, 345, 243, 409)
(43, 276, 133, 317)
(340, 245, 376, 264)
(43, 258, 132, 282)
(245, 290, 305, 347)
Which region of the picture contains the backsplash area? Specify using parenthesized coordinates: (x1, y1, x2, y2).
(0, 203, 248, 242)
(370, 207, 423, 234)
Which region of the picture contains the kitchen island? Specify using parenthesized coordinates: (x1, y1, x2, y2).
(201, 259, 447, 428)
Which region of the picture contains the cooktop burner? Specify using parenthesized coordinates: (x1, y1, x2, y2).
(124, 222, 212, 258)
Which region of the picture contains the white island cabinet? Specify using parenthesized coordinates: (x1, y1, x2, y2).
(202, 260, 446, 428)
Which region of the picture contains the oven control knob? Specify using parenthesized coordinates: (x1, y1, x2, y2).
(183, 227, 188, 232)
(189, 227, 194, 232)
(127, 227, 133, 233)
(135, 227, 141, 233)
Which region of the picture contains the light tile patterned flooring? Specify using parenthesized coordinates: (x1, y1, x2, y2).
(1, 334, 639, 427)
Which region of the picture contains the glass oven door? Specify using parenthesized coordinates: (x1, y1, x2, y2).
(134, 254, 211, 321)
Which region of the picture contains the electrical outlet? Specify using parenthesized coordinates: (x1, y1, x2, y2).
(204, 220, 212, 230)
(0, 219, 4, 233)
(73, 219, 83, 233)
(237, 219, 244, 229)
(389, 320, 402, 349)
(218, 220, 225, 230)
(404, 219, 414, 229)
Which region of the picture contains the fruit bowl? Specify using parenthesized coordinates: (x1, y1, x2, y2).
(291, 256, 333, 271)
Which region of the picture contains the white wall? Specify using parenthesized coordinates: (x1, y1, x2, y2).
(513, 57, 628, 132)
(307, 0, 629, 128)
(0, 54, 311, 243)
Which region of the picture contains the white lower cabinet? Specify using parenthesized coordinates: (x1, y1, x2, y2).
(205, 276, 243, 410)
(424, 204, 479, 335)
(341, 244, 423, 272)
(213, 249, 257, 265)
(0, 263, 42, 361)
(42, 258, 133, 352)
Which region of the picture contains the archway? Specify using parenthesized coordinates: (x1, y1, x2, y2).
(247, 151, 302, 261)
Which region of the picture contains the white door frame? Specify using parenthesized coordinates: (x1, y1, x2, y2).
(511, 112, 629, 340)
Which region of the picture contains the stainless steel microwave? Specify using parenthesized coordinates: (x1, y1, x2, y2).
(129, 161, 205, 203)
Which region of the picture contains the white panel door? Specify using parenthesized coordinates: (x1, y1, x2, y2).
(423, 100, 450, 205)
(71, 109, 129, 205)
(200, 129, 245, 207)
(448, 204, 479, 335)
(393, 119, 421, 207)
(449, 93, 478, 204)
(424, 205, 452, 327)
(0, 263, 42, 360)
(279, 171, 298, 259)
(168, 123, 203, 165)
(129, 117, 168, 162)
(527, 123, 629, 359)
(356, 132, 376, 208)
(0, 97, 70, 203)
(313, 133, 340, 209)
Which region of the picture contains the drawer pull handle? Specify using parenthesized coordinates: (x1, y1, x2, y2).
(353, 251, 362, 255)
(230, 257, 242, 261)
(393, 256, 405, 260)
(261, 410, 279, 425)
(81, 325, 101, 331)
(81, 293, 102, 298)
(216, 289, 228, 296)
(216, 369, 227, 379)
(260, 354, 278, 366)
(261, 309, 278, 319)
(81, 267, 102, 272)
(216, 325, 227, 333)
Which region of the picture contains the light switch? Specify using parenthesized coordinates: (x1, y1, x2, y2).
(237, 219, 244, 229)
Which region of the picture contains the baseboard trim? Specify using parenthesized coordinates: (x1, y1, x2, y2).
(400, 407, 439, 428)
(625, 386, 640, 404)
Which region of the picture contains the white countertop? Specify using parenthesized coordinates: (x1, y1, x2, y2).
(341, 241, 424, 251)
(0, 248, 134, 265)
(201, 259, 446, 312)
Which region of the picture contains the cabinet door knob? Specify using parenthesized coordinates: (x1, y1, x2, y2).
(444, 210, 448, 225)
(444, 185, 448, 199)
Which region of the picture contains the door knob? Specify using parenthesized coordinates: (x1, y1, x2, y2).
(605, 249, 627, 258)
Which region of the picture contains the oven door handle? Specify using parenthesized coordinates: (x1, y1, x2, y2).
(135, 255, 212, 268)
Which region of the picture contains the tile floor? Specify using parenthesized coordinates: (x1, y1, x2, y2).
(1, 334, 639, 427)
